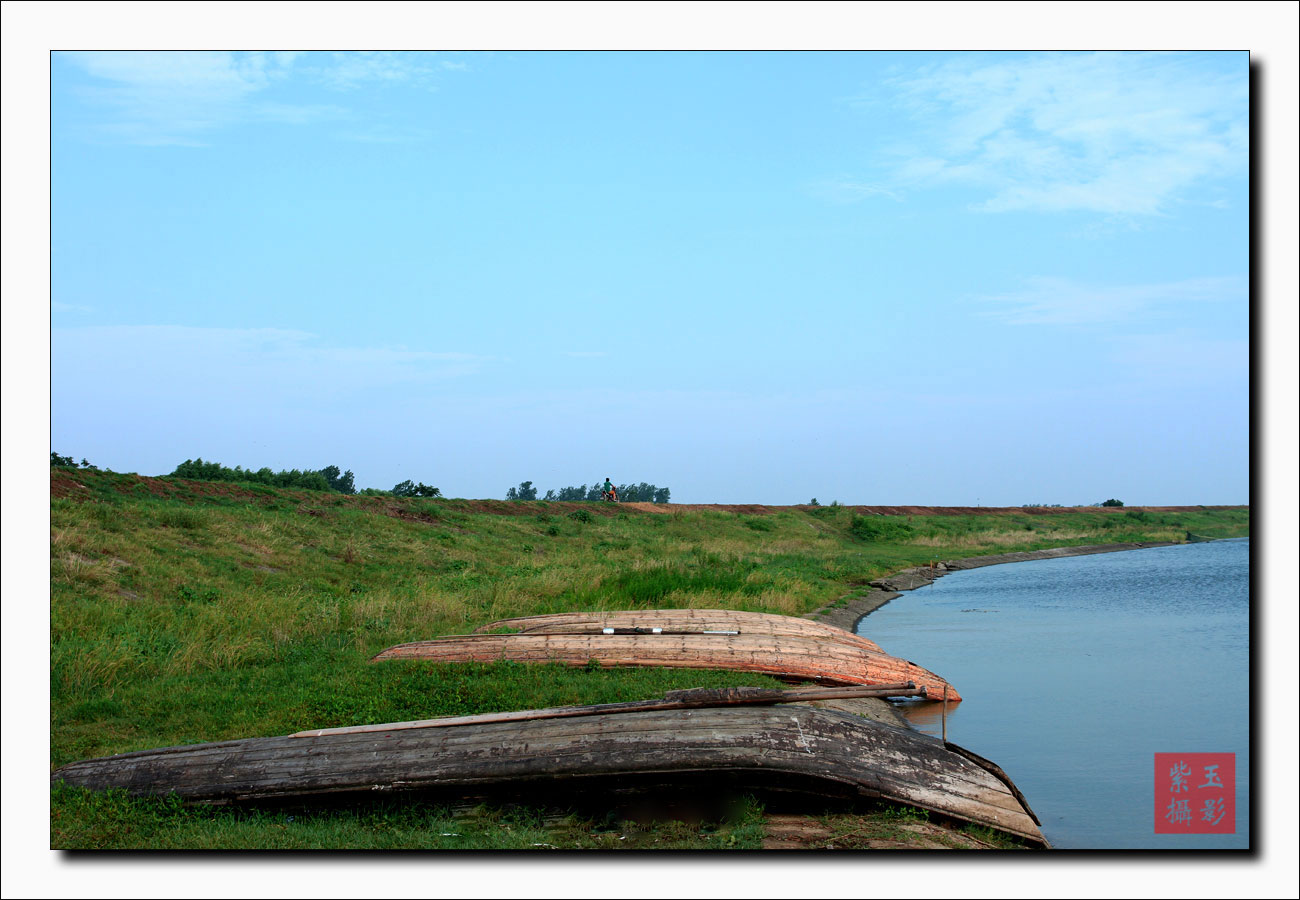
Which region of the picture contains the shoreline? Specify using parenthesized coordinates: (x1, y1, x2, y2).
(801, 540, 1180, 729)
(807, 540, 1180, 634)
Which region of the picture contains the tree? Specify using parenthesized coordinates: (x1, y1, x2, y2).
(394, 480, 441, 498)
(1100, 498, 1125, 507)
(537, 480, 670, 502)
(506, 481, 538, 501)
(321, 465, 356, 495)
(51, 452, 76, 467)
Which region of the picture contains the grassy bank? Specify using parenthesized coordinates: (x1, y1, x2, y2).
(50, 469, 1249, 848)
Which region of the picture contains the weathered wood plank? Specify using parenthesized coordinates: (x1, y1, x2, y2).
(290, 683, 923, 738)
(373, 632, 961, 701)
(477, 609, 886, 653)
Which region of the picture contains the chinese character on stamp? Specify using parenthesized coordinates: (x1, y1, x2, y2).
(1154, 752, 1235, 834)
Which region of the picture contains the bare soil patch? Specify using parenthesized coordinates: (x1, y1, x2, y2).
(761, 814, 1005, 850)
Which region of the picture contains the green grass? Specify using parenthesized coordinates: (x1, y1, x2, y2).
(51, 784, 769, 850)
(49, 469, 1249, 848)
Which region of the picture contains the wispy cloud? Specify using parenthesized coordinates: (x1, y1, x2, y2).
(851, 52, 1246, 215)
(308, 51, 442, 91)
(58, 51, 461, 145)
(976, 275, 1245, 326)
(53, 301, 95, 314)
(61, 51, 328, 145)
(53, 326, 490, 401)
(808, 178, 902, 204)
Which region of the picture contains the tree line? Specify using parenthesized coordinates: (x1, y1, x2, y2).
(505, 480, 671, 503)
(61, 454, 675, 505)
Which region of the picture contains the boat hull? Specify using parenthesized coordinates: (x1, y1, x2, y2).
(51, 706, 1039, 843)
(477, 608, 885, 653)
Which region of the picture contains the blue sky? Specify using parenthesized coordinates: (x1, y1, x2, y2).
(50, 50, 1252, 504)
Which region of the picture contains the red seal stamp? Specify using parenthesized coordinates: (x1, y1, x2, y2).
(1154, 752, 1235, 834)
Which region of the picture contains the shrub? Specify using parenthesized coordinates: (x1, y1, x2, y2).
(169, 458, 355, 493)
(849, 515, 914, 542)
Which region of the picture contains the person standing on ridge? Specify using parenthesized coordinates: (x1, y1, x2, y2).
(603, 477, 617, 502)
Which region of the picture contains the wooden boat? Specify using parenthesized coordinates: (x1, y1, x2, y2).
(373, 631, 961, 702)
(50, 692, 1040, 844)
(476, 608, 885, 653)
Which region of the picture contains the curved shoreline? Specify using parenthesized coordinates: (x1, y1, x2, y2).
(807, 540, 1179, 634)
(801, 541, 1179, 728)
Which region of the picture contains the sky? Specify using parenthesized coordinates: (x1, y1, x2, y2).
(47, 49, 1254, 505)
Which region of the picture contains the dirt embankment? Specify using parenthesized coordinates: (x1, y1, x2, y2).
(52, 472, 1242, 520)
(627, 502, 1240, 516)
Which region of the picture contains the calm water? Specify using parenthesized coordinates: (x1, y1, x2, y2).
(857, 538, 1250, 850)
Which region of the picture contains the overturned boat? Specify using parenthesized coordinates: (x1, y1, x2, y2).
(373, 631, 961, 702)
(50, 687, 1039, 844)
(476, 608, 885, 653)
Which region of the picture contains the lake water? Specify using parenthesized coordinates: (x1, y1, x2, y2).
(856, 538, 1250, 850)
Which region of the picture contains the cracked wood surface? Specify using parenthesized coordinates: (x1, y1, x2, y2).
(476, 609, 885, 653)
(373, 632, 960, 701)
(51, 705, 1043, 844)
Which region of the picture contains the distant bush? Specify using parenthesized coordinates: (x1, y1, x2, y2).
(1100, 499, 1125, 507)
(170, 458, 355, 493)
(850, 515, 915, 542)
(51, 452, 99, 470)
(544, 485, 589, 501)
(393, 480, 442, 498)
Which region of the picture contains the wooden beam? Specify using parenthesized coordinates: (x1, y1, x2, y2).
(289, 683, 923, 738)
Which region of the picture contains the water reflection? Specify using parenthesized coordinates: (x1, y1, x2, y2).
(890, 698, 958, 740)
